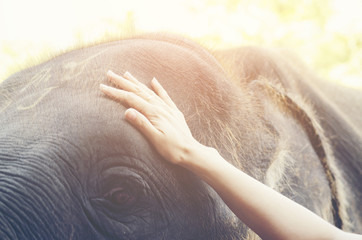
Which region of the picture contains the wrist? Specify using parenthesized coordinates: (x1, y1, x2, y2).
(176, 140, 206, 166)
(178, 142, 221, 172)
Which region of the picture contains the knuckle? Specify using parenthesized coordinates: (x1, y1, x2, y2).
(128, 91, 137, 99)
(124, 92, 136, 104)
(146, 94, 156, 102)
(113, 90, 124, 100)
(134, 85, 144, 95)
(133, 85, 140, 92)
(146, 110, 160, 121)
(153, 105, 164, 114)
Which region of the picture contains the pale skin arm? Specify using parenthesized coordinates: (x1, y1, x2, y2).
(100, 70, 362, 240)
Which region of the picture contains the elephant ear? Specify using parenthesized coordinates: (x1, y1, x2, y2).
(213, 46, 314, 95)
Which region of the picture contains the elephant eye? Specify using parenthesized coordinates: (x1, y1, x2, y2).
(105, 187, 135, 206)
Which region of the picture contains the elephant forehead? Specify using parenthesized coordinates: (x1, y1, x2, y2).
(0, 36, 237, 173)
(1, 36, 245, 174)
(11, 38, 227, 113)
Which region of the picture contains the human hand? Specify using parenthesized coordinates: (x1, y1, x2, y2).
(100, 71, 201, 165)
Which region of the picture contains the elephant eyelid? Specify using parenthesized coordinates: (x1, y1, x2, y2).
(104, 187, 136, 206)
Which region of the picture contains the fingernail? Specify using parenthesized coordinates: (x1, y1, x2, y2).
(107, 70, 113, 76)
(152, 77, 159, 85)
(125, 108, 137, 120)
(124, 71, 130, 77)
(100, 83, 106, 89)
(125, 71, 135, 78)
(100, 83, 111, 91)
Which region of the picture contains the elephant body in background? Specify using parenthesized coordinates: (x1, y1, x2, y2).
(0, 34, 361, 239)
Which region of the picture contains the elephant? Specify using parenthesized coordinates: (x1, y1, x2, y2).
(0, 33, 361, 239)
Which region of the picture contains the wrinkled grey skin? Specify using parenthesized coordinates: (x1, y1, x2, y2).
(0, 34, 361, 239)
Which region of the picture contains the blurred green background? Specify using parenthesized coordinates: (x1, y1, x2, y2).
(0, 0, 361, 88)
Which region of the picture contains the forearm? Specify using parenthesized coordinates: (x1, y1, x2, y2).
(182, 145, 346, 240)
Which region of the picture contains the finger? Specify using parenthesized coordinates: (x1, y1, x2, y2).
(108, 70, 157, 101)
(107, 70, 139, 93)
(100, 84, 152, 116)
(123, 71, 161, 99)
(151, 78, 177, 108)
(125, 108, 159, 142)
(124, 71, 140, 84)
